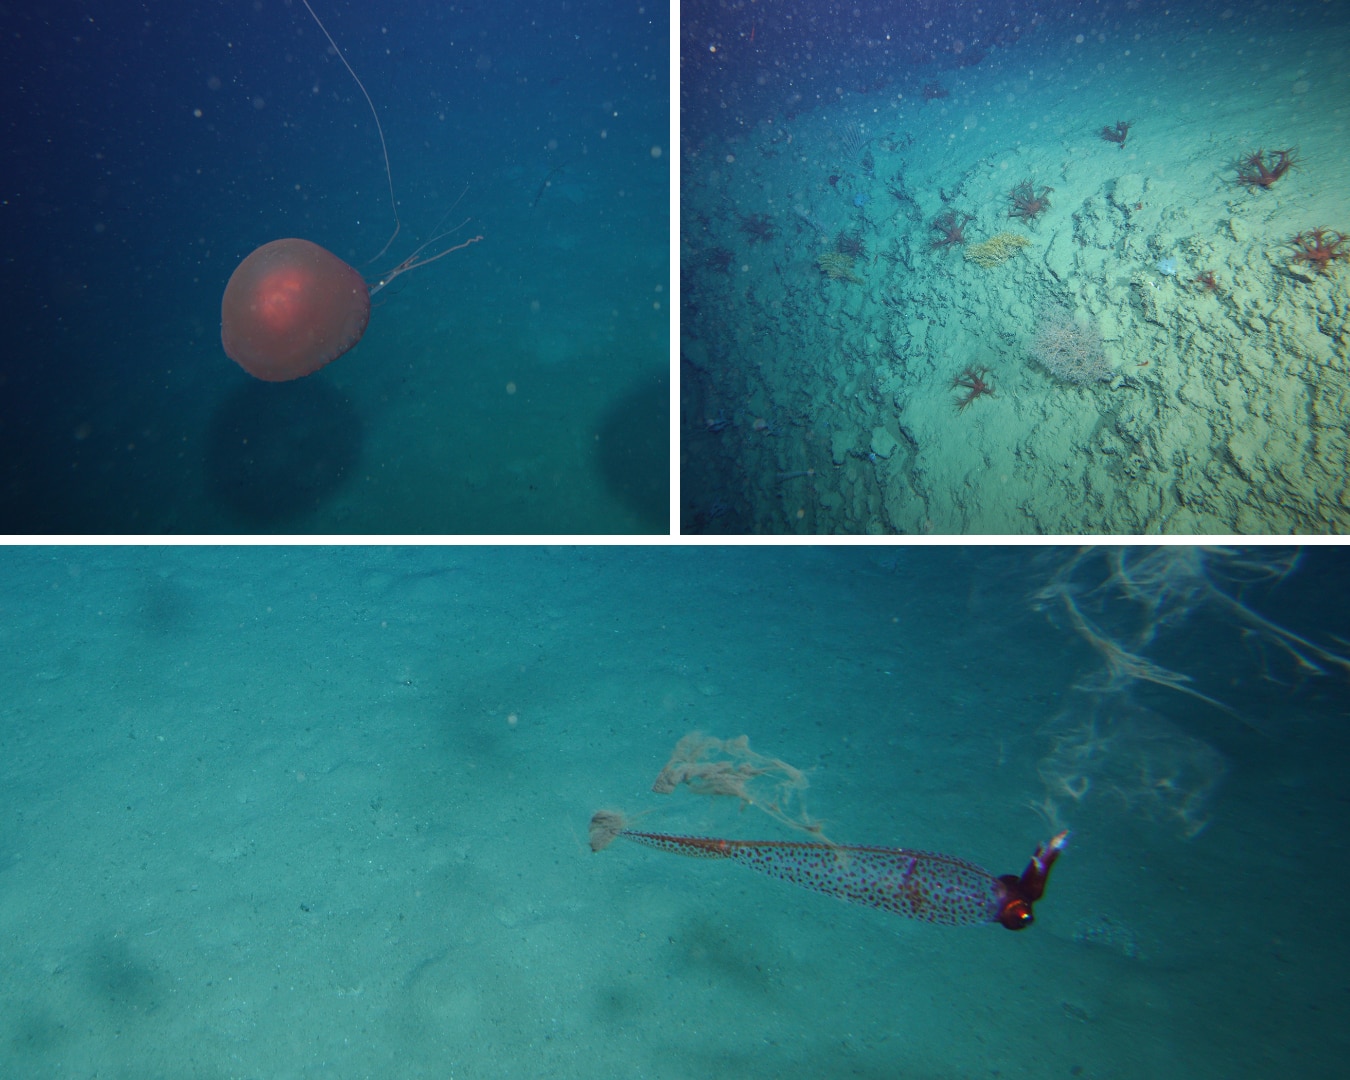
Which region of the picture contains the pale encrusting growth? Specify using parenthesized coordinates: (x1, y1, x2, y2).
(1030, 304, 1114, 385)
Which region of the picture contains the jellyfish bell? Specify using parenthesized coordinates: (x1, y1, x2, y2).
(220, 239, 370, 382)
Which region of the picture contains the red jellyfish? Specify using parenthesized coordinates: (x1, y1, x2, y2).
(221, 239, 370, 382)
(221, 2, 481, 382)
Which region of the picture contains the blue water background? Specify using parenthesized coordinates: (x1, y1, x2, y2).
(1, 545, 1346, 1077)
(0, 1, 668, 533)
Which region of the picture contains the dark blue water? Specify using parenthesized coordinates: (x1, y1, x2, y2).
(683, 0, 1040, 142)
(0, 545, 1345, 1077)
(1, 1, 669, 533)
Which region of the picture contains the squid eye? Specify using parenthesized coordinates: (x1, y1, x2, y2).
(999, 899, 1033, 930)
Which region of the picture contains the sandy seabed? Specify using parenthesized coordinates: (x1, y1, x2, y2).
(3, 547, 1347, 1078)
(682, 19, 1350, 533)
